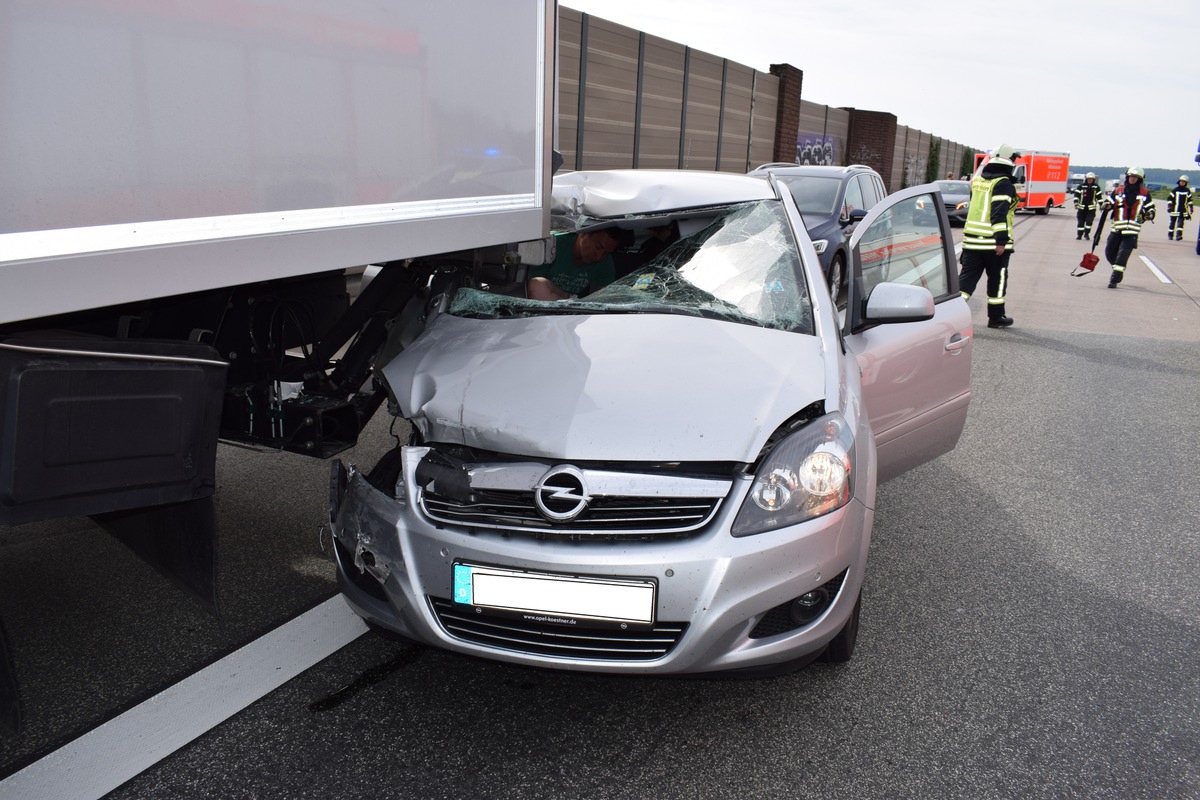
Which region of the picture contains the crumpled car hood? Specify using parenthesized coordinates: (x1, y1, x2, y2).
(381, 312, 828, 463)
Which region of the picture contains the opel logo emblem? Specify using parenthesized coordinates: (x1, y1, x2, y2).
(534, 465, 590, 522)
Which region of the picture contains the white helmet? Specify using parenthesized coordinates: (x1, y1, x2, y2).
(991, 144, 1020, 166)
(1127, 166, 1145, 179)
(1180, 175, 1190, 184)
(1085, 172, 1097, 179)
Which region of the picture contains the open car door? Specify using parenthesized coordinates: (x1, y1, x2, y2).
(841, 183, 973, 484)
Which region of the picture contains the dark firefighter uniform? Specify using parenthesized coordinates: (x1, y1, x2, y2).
(1166, 177, 1192, 241)
(1072, 176, 1104, 240)
(960, 147, 1018, 328)
(1101, 168, 1155, 288)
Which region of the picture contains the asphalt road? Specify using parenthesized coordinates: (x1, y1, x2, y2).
(2, 207, 1199, 799)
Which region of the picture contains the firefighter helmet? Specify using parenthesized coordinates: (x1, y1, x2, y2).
(1180, 175, 1190, 184)
(1085, 172, 1096, 179)
(1127, 166, 1145, 178)
(991, 144, 1020, 165)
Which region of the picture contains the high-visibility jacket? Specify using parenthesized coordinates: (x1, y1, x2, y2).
(1073, 182, 1103, 211)
(1104, 183, 1155, 235)
(963, 174, 1017, 251)
(1167, 185, 1193, 218)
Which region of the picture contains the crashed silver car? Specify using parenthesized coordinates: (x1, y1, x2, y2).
(330, 169, 972, 675)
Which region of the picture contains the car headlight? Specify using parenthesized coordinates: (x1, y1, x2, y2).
(955, 200, 969, 211)
(731, 412, 855, 537)
(810, 239, 828, 254)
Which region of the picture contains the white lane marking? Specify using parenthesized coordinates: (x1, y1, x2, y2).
(1139, 254, 1173, 284)
(0, 595, 368, 800)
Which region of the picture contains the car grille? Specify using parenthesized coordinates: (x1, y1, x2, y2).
(429, 597, 687, 661)
(421, 489, 722, 538)
(414, 452, 735, 540)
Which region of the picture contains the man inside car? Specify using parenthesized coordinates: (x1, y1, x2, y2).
(527, 227, 632, 300)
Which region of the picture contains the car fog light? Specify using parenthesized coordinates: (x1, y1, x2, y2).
(790, 588, 829, 625)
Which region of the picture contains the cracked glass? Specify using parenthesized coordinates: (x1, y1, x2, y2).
(449, 200, 814, 334)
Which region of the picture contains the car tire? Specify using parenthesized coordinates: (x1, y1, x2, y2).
(821, 589, 861, 663)
(826, 252, 845, 305)
(1036, 199, 1052, 215)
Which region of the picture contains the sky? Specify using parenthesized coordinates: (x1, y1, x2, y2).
(561, 0, 1200, 172)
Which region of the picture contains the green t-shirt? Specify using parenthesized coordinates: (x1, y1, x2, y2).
(529, 232, 615, 296)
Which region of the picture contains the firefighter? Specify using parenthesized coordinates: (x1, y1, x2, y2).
(1072, 172, 1104, 240)
(959, 144, 1019, 328)
(1100, 166, 1156, 288)
(1166, 175, 1193, 241)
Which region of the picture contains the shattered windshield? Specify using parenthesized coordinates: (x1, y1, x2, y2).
(449, 200, 814, 334)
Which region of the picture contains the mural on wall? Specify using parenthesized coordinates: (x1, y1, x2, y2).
(795, 135, 835, 166)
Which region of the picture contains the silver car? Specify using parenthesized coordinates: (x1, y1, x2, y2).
(330, 169, 973, 675)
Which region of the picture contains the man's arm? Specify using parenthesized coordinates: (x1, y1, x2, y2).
(990, 177, 1015, 253)
(527, 276, 573, 301)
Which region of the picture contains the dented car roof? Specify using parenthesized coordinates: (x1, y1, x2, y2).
(552, 169, 777, 219)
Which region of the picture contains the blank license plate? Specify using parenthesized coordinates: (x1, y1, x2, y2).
(453, 563, 655, 625)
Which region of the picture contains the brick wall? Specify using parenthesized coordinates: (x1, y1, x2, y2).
(845, 110, 898, 191)
(769, 64, 803, 165)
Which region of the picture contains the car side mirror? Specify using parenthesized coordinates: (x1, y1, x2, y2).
(840, 208, 868, 227)
(863, 282, 935, 323)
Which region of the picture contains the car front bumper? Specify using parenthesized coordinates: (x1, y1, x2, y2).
(330, 447, 871, 675)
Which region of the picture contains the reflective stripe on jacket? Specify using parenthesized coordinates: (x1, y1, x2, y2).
(1108, 186, 1154, 235)
(963, 175, 1016, 251)
(1073, 183, 1103, 210)
(1167, 186, 1193, 217)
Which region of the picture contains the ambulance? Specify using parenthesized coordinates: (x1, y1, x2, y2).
(974, 149, 1071, 214)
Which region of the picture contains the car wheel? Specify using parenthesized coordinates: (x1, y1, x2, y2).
(1036, 199, 1052, 215)
(826, 252, 845, 305)
(821, 590, 861, 663)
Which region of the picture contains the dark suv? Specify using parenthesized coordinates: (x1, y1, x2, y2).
(747, 163, 888, 304)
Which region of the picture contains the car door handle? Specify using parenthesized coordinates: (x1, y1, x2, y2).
(945, 335, 970, 353)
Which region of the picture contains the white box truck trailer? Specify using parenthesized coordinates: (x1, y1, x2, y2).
(0, 0, 556, 733)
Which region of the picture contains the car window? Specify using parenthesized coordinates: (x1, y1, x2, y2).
(779, 176, 841, 215)
(856, 191, 950, 299)
(450, 200, 815, 335)
(842, 176, 865, 218)
(855, 175, 879, 210)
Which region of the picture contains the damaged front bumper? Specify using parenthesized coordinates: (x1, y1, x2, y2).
(329, 447, 871, 675)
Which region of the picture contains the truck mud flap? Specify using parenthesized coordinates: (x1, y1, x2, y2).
(92, 496, 219, 611)
(0, 498, 217, 740)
